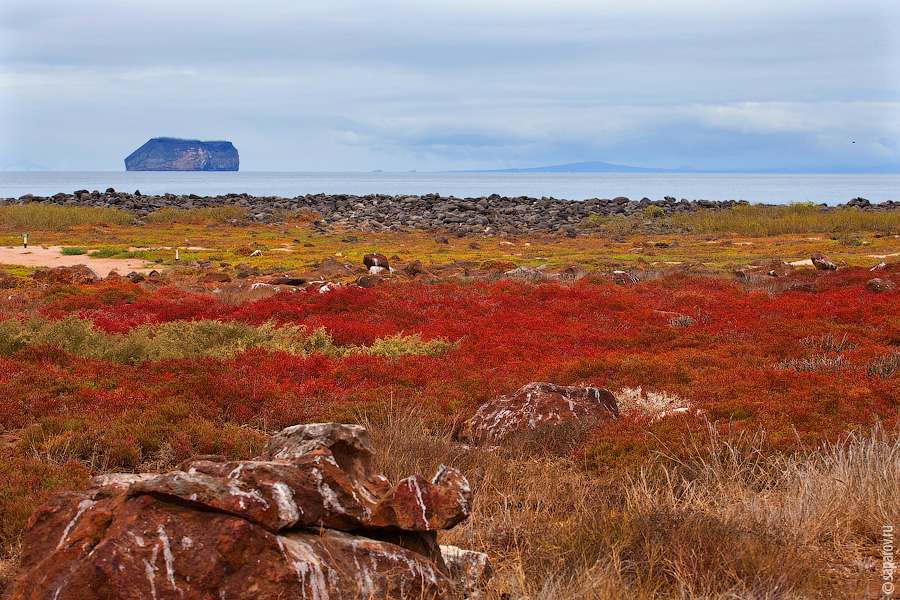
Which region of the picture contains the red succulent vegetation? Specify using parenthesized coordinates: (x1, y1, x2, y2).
(1, 265, 900, 594)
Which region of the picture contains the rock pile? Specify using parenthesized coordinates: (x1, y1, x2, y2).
(4, 423, 488, 600)
(7, 190, 895, 236)
(31, 264, 102, 286)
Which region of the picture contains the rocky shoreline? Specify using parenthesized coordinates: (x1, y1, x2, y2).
(2, 189, 894, 236)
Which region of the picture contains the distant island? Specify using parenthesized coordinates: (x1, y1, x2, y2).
(125, 138, 239, 171)
(463, 160, 900, 174)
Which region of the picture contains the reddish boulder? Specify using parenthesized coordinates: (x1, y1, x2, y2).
(765, 259, 794, 278)
(388, 465, 472, 531)
(130, 423, 470, 533)
(555, 263, 587, 280)
(32, 265, 101, 286)
(402, 260, 431, 277)
(609, 270, 638, 286)
(314, 256, 356, 279)
(356, 274, 383, 288)
(5, 423, 476, 599)
(363, 253, 390, 269)
(0, 269, 19, 289)
(865, 278, 895, 293)
(198, 271, 231, 283)
(811, 251, 837, 270)
(6, 492, 458, 600)
(457, 382, 619, 445)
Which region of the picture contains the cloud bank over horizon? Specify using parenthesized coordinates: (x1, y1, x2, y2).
(1, 0, 898, 172)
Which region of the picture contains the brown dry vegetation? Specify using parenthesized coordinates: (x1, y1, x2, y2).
(363, 409, 898, 600)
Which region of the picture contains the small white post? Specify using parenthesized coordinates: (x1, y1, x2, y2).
(22, 233, 27, 249)
(175, 248, 179, 260)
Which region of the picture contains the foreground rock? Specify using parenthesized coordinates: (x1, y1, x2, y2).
(457, 382, 619, 445)
(125, 137, 239, 171)
(31, 264, 102, 286)
(5, 423, 482, 599)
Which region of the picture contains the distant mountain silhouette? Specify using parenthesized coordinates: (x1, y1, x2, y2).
(471, 161, 687, 173)
(462, 161, 900, 174)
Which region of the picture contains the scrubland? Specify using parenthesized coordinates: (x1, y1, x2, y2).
(1, 203, 899, 598)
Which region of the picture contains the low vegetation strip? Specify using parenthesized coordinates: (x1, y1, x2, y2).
(144, 205, 247, 224)
(658, 201, 900, 236)
(0, 204, 134, 231)
(0, 316, 456, 363)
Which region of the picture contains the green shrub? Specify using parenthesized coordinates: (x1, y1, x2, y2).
(59, 247, 87, 256)
(0, 317, 454, 363)
(349, 333, 456, 358)
(87, 247, 124, 259)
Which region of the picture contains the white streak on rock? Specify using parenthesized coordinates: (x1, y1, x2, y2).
(270, 481, 301, 526)
(409, 478, 431, 529)
(143, 544, 159, 600)
(55, 499, 96, 551)
(311, 468, 348, 516)
(157, 525, 181, 594)
(276, 537, 332, 600)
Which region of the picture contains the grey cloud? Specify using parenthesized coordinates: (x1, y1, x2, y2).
(1, 0, 898, 170)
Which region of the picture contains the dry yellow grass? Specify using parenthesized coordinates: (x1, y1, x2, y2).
(0, 204, 134, 231)
(361, 408, 897, 599)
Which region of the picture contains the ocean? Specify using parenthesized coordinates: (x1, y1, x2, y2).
(0, 171, 897, 206)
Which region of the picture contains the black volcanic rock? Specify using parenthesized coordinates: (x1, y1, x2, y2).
(125, 137, 239, 171)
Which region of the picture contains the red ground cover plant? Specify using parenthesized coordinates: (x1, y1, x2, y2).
(2, 269, 900, 558)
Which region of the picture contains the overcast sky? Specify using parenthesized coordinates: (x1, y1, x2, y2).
(1, 0, 898, 172)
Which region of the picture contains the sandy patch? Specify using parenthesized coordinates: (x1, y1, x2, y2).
(790, 259, 814, 266)
(0, 245, 156, 277)
(868, 252, 900, 259)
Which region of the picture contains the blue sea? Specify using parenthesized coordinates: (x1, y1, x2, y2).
(0, 171, 897, 206)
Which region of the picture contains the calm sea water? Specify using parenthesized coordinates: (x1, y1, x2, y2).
(0, 171, 897, 206)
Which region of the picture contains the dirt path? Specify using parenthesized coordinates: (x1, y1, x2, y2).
(0, 245, 156, 277)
